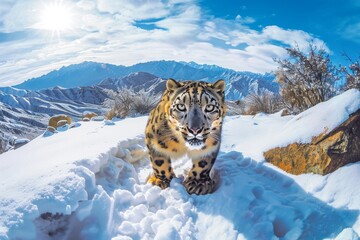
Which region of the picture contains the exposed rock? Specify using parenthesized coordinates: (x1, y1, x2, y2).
(264, 109, 360, 175)
(280, 109, 290, 116)
(46, 126, 56, 133)
(82, 111, 98, 121)
(14, 139, 30, 149)
(48, 115, 71, 129)
(57, 120, 68, 128)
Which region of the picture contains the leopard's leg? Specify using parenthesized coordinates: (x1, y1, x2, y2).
(147, 147, 175, 189)
(184, 150, 218, 195)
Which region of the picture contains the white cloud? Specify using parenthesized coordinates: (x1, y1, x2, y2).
(0, 0, 331, 86)
(154, 5, 201, 43)
(0, 0, 41, 32)
(202, 18, 328, 52)
(76, 0, 96, 11)
(235, 15, 255, 24)
(0, 0, 16, 22)
(96, 0, 170, 20)
(198, 17, 253, 44)
(262, 26, 329, 51)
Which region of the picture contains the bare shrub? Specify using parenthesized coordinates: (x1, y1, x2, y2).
(104, 88, 160, 118)
(226, 100, 245, 116)
(243, 90, 284, 115)
(0, 134, 11, 154)
(132, 91, 161, 115)
(341, 54, 360, 90)
(104, 88, 133, 118)
(0, 132, 7, 154)
(274, 44, 338, 113)
(0, 139, 5, 154)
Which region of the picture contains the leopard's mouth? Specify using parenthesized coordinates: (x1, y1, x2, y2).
(181, 131, 206, 146)
(185, 138, 205, 150)
(186, 138, 205, 146)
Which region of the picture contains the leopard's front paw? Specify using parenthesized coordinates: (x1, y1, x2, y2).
(183, 177, 216, 195)
(147, 174, 172, 189)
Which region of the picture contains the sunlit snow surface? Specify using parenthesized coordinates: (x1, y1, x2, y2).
(0, 89, 359, 239)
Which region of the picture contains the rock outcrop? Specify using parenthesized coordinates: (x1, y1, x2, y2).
(82, 111, 98, 121)
(48, 115, 71, 131)
(264, 109, 360, 175)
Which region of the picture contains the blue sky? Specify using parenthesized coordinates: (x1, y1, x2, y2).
(203, 0, 360, 61)
(0, 0, 359, 86)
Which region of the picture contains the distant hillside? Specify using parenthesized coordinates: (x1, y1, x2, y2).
(14, 61, 278, 99)
(98, 72, 166, 93)
(0, 85, 109, 152)
(14, 62, 127, 90)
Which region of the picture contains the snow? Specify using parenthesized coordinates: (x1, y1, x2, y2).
(223, 89, 360, 160)
(275, 89, 360, 146)
(0, 89, 359, 239)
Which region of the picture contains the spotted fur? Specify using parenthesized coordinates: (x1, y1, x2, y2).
(145, 78, 226, 195)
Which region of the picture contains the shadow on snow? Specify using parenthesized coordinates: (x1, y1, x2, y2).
(192, 151, 358, 240)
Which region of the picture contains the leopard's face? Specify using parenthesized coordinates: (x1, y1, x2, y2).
(167, 79, 226, 150)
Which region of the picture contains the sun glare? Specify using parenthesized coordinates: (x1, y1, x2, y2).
(37, 2, 73, 33)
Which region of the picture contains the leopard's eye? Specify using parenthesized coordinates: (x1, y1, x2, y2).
(205, 104, 215, 112)
(176, 104, 186, 112)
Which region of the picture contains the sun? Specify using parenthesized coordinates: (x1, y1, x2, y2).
(36, 1, 73, 33)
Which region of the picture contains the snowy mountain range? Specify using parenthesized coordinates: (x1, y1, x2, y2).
(14, 60, 278, 99)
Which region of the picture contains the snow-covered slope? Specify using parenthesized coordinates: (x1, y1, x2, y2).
(0, 101, 47, 152)
(0, 90, 359, 239)
(98, 72, 166, 94)
(0, 85, 109, 107)
(0, 86, 109, 152)
(222, 89, 360, 160)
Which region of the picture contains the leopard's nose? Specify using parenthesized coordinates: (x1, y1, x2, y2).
(188, 127, 202, 135)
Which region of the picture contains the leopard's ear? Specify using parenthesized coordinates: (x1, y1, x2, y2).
(166, 78, 181, 91)
(212, 79, 225, 93)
